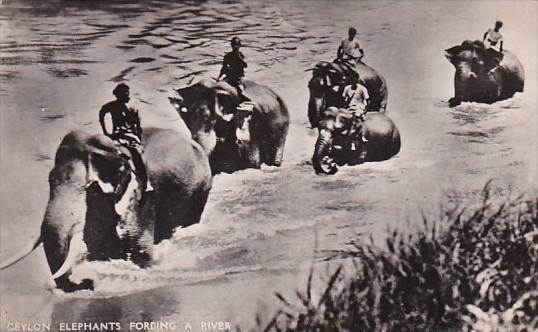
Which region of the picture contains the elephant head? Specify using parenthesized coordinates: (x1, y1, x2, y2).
(307, 60, 388, 128)
(1, 128, 213, 292)
(169, 79, 248, 155)
(169, 79, 262, 174)
(43, 131, 152, 291)
(312, 107, 361, 174)
(445, 40, 504, 106)
(308, 61, 347, 128)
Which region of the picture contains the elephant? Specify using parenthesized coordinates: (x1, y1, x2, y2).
(445, 40, 524, 107)
(0, 127, 212, 292)
(307, 60, 388, 128)
(312, 108, 401, 175)
(169, 78, 290, 174)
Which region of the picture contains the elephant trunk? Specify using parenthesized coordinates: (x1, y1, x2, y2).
(312, 128, 337, 175)
(193, 131, 217, 157)
(453, 64, 476, 104)
(42, 163, 89, 287)
(308, 77, 326, 128)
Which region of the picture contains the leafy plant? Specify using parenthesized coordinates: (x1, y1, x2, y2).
(248, 183, 538, 331)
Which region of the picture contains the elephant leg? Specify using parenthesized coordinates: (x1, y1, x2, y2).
(153, 187, 209, 243)
(126, 191, 154, 267)
(84, 182, 124, 261)
(272, 143, 285, 167)
(246, 144, 261, 168)
(264, 134, 287, 167)
(347, 138, 366, 166)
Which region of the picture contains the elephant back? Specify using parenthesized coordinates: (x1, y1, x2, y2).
(141, 127, 212, 241)
(243, 82, 283, 112)
(142, 128, 211, 188)
(355, 61, 382, 84)
(362, 112, 401, 161)
(501, 50, 525, 87)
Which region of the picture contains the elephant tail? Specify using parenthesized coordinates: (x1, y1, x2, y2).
(0, 234, 42, 270)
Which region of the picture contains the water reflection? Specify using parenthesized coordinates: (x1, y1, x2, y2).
(51, 288, 178, 331)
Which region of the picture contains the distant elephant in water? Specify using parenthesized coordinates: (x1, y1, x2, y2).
(307, 60, 388, 128)
(445, 40, 524, 107)
(312, 108, 401, 175)
(169, 78, 290, 174)
(0, 128, 212, 292)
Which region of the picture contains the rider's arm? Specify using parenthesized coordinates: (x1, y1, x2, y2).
(483, 30, 489, 42)
(218, 55, 229, 80)
(240, 52, 247, 68)
(98, 107, 111, 136)
(337, 40, 344, 59)
(499, 40, 503, 52)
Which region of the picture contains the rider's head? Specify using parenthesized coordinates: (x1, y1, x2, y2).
(348, 27, 357, 39)
(113, 83, 130, 103)
(231, 37, 242, 51)
(494, 21, 503, 31)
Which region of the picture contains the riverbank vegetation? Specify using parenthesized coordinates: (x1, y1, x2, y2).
(250, 184, 538, 331)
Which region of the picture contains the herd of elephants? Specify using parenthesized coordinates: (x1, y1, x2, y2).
(0, 37, 525, 292)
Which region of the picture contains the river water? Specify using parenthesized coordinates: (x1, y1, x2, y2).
(0, 1, 536, 331)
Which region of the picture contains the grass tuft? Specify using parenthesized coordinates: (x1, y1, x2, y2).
(249, 183, 538, 331)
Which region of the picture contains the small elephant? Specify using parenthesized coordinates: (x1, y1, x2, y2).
(1, 128, 212, 292)
(445, 40, 524, 107)
(307, 60, 388, 128)
(169, 78, 290, 174)
(312, 108, 401, 175)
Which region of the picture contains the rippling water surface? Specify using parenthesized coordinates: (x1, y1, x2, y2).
(0, 0, 537, 329)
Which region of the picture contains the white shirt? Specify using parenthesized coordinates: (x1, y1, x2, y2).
(343, 84, 369, 110)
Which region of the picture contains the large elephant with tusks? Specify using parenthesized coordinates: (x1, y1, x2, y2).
(445, 40, 524, 107)
(0, 128, 212, 292)
(169, 78, 289, 174)
(313, 108, 401, 175)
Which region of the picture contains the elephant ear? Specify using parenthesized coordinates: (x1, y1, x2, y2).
(445, 45, 463, 62)
(482, 48, 504, 69)
(213, 81, 239, 120)
(85, 136, 132, 198)
(169, 95, 188, 114)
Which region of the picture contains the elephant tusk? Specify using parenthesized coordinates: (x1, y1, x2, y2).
(51, 232, 85, 280)
(0, 235, 42, 270)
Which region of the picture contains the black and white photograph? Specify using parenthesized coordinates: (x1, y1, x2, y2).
(0, 1, 536, 331)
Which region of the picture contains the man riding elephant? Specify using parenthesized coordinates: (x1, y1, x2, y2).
(335, 27, 364, 82)
(99, 83, 153, 193)
(445, 40, 524, 107)
(307, 61, 387, 128)
(483, 21, 504, 53)
(169, 77, 289, 174)
(217, 37, 252, 114)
